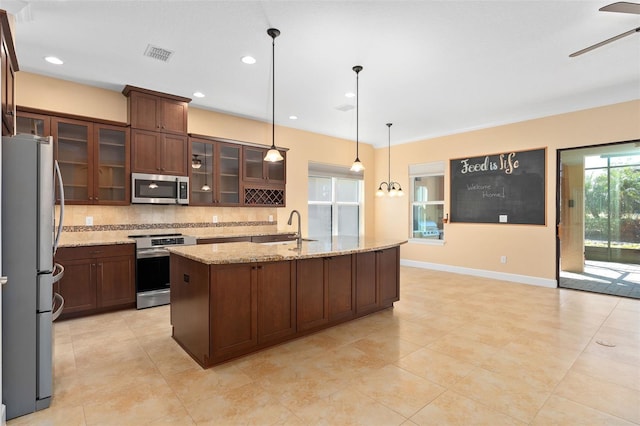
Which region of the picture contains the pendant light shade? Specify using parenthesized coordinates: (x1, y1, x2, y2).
(376, 123, 404, 197)
(191, 154, 202, 169)
(350, 65, 364, 172)
(264, 28, 284, 163)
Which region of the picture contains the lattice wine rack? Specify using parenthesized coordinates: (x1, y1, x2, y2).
(244, 188, 285, 205)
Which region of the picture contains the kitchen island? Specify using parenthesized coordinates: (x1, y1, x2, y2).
(168, 237, 406, 367)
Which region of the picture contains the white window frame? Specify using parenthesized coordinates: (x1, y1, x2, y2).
(308, 162, 364, 237)
(409, 161, 445, 246)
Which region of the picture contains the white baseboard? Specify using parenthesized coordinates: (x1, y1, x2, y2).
(400, 259, 557, 288)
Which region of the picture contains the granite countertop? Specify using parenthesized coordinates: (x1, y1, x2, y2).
(57, 228, 296, 248)
(167, 237, 407, 265)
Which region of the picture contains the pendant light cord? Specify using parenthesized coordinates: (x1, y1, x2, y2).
(272, 32, 275, 149)
(387, 123, 392, 184)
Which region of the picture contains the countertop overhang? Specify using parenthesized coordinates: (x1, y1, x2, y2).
(167, 237, 407, 265)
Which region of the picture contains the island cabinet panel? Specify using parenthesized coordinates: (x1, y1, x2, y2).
(378, 247, 400, 307)
(210, 263, 257, 359)
(257, 261, 296, 344)
(355, 251, 378, 314)
(170, 255, 210, 367)
(327, 255, 356, 322)
(296, 257, 328, 331)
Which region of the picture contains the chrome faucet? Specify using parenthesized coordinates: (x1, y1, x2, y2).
(287, 210, 302, 246)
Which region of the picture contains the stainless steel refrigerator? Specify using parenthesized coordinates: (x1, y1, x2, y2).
(1, 133, 64, 420)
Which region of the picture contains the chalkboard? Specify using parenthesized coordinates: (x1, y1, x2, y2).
(450, 148, 546, 225)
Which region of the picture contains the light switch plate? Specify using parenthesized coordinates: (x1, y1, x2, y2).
(212, 215, 218, 223)
(499, 215, 508, 223)
(85, 216, 93, 226)
(268, 215, 274, 222)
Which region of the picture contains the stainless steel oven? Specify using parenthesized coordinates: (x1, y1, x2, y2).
(129, 233, 196, 309)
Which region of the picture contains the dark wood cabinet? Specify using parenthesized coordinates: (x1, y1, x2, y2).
(355, 251, 378, 314)
(53, 117, 129, 205)
(243, 146, 286, 185)
(170, 244, 402, 368)
(0, 11, 17, 137)
(124, 86, 190, 176)
(327, 255, 355, 322)
(210, 263, 257, 358)
(124, 86, 189, 135)
(131, 129, 187, 175)
(190, 137, 241, 205)
(15, 110, 50, 136)
(378, 247, 400, 307)
(55, 244, 135, 319)
(296, 257, 328, 331)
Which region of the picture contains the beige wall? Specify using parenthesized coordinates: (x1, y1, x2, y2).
(16, 72, 375, 235)
(374, 100, 640, 281)
(17, 72, 640, 282)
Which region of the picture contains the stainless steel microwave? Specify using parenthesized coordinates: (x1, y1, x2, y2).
(131, 173, 189, 205)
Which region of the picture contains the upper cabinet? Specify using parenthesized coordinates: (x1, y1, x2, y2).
(53, 117, 129, 205)
(16, 109, 129, 205)
(1, 10, 18, 136)
(243, 146, 286, 185)
(123, 85, 191, 176)
(190, 136, 241, 206)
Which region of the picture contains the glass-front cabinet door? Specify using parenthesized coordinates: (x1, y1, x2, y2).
(95, 124, 129, 205)
(218, 143, 240, 204)
(190, 140, 215, 204)
(16, 111, 51, 136)
(53, 118, 92, 204)
(190, 139, 241, 206)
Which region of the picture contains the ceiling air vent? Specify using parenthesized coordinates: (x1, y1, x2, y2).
(144, 44, 174, 62)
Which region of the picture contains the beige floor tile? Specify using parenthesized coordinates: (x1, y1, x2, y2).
(7, 404, 86, 426)
(451, 367, 550, 423)
(294, 387, 407, 425)
(554, 370, 640, 424)
(426, 333, 499, 366)
(11, 266, 640, 425)
(532, 395, 636, 426)
(255, 362, 347, 411)
(351, 364, 445, 418)
(410, 390, 526, 426)
(395, 348, 476, 387)
(163, 363, 253, 405)
(183, 382, 294, 424)
(82, 379, 187, 426)
(571, 351, 640, 391)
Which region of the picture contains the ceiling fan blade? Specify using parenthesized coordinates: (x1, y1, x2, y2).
(569, 26, 640, 57)
(600, 2, 640, 14)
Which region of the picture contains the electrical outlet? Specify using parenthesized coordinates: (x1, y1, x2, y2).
(85, 216, 93, 226)
(500, 255, 507, 264)
(268, 215, 274, 222)
(212, 215, 218, 223)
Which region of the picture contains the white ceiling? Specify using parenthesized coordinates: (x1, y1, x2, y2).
(4, 1, 640, 148)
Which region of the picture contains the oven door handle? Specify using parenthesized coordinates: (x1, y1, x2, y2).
(137, 248, 171, 259)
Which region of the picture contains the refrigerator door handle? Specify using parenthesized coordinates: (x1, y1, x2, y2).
(52, 293, 64, 321)
(52, 262, 65, 284)
(53, 160, 65, 255)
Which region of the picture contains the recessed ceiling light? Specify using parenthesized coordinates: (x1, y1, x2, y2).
(241, 56, 256, 64)
(193, 92, 205, 98)
(289, 115, 298, 120)
(345, 92, 355, 98)
(44, 56, 63, 65)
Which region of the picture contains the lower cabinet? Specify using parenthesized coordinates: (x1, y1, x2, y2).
(170, 246, 401, 368)
(208, 260, 295, 362)
(54, 244, 135, 319)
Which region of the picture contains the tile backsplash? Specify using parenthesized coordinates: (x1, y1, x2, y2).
(59, 205, 278, 232)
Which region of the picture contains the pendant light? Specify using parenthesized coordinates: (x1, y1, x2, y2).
(201, 144, 210, 191)
(264, 28, 284, 162)
(350, 65, 364, 172)
(376, 123, 404, 197)
(191, 154, 202, 169)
